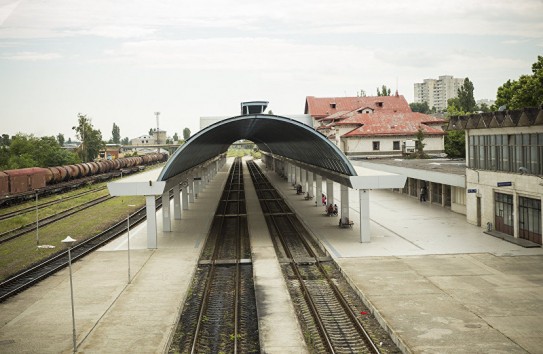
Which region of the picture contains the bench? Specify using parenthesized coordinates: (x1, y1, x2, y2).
(339, 218, 354, 228)
(304, 194, 313, 200)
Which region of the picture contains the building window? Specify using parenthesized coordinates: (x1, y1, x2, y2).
(495, 192, 514, 236)
(373, 141, 380, 151)
(469, 133, 543, 174)
(519, 196, 542, 244)
(393, 141, 400, 150)
(330, 103, 336, 109)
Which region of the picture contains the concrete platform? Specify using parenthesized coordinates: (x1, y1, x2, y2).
(261, 161, 543, 354)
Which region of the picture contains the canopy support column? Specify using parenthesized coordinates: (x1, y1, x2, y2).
(173, 184, 181, 220)
(308, 171, 314, 199)
(182, 183, 189, 210)
(162, 190, 171, 232)
(326, 179, 334, 206)
(340, 184, 349, 224)
(359, 189, 370, 243)
(189, 176, 195, 203)
(145, 195, 157, 249)
(301, 168, 307, 193)
(316, 174, 322, 207)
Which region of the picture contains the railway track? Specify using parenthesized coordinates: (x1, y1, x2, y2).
(247, 160, 400, 354)
(0, 194, 114, 245)
(169, 158, 259, 354)
(0, 205, 147, 302)
(0, 186, 108, 221)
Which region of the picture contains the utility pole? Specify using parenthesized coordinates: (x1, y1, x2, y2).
(154, 112, 160, 153)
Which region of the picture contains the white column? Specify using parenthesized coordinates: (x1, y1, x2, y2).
(288, 163, 293, 184)
(173, 184, 181, 220)
(326, 179, 334, 206)
(194, 175, 200, 199)
(316, 174, 322, 207)
(340, 184, 349, 224)
(182, 183, 189, 210)
(145, 195, 157, 249)
(359, 189, 370, 243)
(295, 166, 300, 186)
(308, 172, 314, 198)
(162, 190, 171, 232)
(301, 168, 307, 193)
(189, 176, 195, 203)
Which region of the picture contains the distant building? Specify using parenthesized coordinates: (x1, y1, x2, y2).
(476, 99, 496, 108)
(305, 94, 446, 158)
(130, 135, 156, 146)
(414, 75, 464, 112)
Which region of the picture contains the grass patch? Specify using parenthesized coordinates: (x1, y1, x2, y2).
(0, 195, 145, 282)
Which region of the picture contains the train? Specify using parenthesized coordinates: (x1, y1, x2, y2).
(0, 152, 168, 199)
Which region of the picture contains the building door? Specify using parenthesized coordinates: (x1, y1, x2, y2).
(518, 196, 542, 245)
(495, 193, 513, 236)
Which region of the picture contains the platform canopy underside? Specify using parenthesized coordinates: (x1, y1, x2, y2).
(158, 114, 357, 187)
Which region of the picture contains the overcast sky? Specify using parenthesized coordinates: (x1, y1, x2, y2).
(1, 0, 542, 141)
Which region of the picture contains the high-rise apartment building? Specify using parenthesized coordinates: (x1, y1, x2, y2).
(414, 75, 464, 111)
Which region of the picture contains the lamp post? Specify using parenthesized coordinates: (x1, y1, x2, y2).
(61, 236, 77, 353)
(35, 192, 39, 246)
(127, 205, 136, 284)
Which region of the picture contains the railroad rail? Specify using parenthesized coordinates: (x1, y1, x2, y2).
(0, 195, 114, 245)
(169, 158, 259, 354)
(0, 204, 149, 302)
(0, 186, 108, 221)
(247, 160, 399, 353)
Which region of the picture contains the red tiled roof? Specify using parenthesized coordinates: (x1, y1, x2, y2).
(304, 95, 411, 118)
(337, 112, 446, 137)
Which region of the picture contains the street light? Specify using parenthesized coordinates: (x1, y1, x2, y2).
(127, 205, 136, 284)
(35, 192, 39, 246)
(61, 236, 77, 353)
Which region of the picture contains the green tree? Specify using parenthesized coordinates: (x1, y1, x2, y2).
(149, 128, 156, 136)
(357, 89, 367, 97)
(457, 78, 477, 113)
(172, 132, 179, 142)
(267, 110, 274, 115)
(444, 130, 465, 158)
(121, 137, 130, 145)
(111, 123, 121, 144)
(2, 134, 79, 169)
(376, 85, 391, 96)
(72, 113, 104, 162)
(409, 102, 430, 113)
(183, 127, 191, 140)
(57, 133, 65, 146)
(495, 56, 543, 110)
(446, 97, 466, 117)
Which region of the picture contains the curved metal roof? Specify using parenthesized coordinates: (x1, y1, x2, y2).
(158, 114, 357, 183)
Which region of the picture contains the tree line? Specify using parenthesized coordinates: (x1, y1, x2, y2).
(1, 113, 191, 170)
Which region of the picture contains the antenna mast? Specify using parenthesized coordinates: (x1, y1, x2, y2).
(154, 111, 160, 152)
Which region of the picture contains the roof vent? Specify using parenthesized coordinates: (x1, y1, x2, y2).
(330, 103, 336, 109)
(241, 101, 269, 115)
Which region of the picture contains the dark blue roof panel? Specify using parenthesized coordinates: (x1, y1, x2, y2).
(158, 114, 356, 181)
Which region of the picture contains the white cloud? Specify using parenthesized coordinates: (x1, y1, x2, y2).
(1, 51, 61, 61)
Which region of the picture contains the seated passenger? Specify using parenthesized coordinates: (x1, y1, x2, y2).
(333, 204, 338, 216)
(327, 204, 334, 215)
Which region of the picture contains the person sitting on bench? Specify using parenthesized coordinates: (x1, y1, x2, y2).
(327, 203, 334, 216)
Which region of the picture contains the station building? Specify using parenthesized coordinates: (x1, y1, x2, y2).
(448, 108, 543, 245)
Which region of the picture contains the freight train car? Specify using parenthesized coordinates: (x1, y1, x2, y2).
(0, 152, 167, 200)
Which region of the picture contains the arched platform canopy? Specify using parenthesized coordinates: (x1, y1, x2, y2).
(159, 114, 358, 188)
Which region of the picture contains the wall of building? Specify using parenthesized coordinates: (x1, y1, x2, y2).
(465, 169, 542, 235)
(343, 135, 444, 156)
